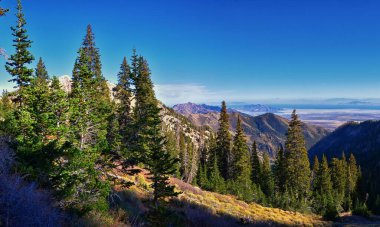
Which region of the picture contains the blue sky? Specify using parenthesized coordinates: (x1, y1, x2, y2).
(1, 0, 380, 105)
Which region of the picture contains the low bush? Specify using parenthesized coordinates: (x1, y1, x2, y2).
(352, 204, 371, 219)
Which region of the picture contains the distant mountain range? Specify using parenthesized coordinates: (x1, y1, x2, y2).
(173, 102, 329, 158)
(173, 102, 280, 116)
(229, 104, 281, 114)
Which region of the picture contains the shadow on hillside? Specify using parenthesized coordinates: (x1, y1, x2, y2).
(169, 197, 280, 227)
(112, 187, 280, 226)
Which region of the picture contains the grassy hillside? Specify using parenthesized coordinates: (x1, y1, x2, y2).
(111, 168, 328, 226)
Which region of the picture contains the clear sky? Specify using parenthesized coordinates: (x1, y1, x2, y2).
(1, 0, 380, 105)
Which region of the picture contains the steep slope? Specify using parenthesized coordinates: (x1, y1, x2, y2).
(308, 120, 380, 209)
(173, 102, 221, 115)
(308, 120, 380, 160)
(112, 167, 327, 226)
(58, 76, 210, 150)
(160, 103, 212, 147)
(175, 106, 329, 157)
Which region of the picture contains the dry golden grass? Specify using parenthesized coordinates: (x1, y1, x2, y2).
(114, 168, 329, 226)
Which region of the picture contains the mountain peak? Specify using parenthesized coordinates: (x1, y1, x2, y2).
(172, 103, 220, 116)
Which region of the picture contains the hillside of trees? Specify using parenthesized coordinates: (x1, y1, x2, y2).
(309, 120, 380, 214)
(0, 1, 378, 226)
(172, 102, 329, 158)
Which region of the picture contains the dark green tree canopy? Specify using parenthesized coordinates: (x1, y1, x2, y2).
(35, 57, 49, 81)
(216, 100, 232, 180)
(284, 110, 311, 200)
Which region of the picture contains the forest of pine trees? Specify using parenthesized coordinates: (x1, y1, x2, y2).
(195, 102, 364, 219)
(0, 0, 377, 225)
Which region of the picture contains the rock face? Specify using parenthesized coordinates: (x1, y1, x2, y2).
(161, 104, 211, 148)
(58, 75, 116, 99)
(58, 75, 72, 93)
(173, 102, 221, 115)
(173, 103, 329, 158)
(57, 76, 210, 150)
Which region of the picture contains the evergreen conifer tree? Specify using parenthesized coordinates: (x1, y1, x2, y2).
(273, 146, 286, 193)
(313, 155, 334, 215)
(48, 76, 69, 141)
(311, 156, 320, 191)
(216, 101, 232, 179)
(261, 152, 274, 197)
(4, 0, 38, 174)
(70, 25, 111, 152)
(5, 0, 34, 106)
(347, 153, 358, 193)
(31, 58, 50, 142)
(251, 141, 262, 185)
(315, 155, 333, 194)
(133, 56, 179, 203)
(208, 150, 226, 193)
(330, 156, 347, 208)
(230, 116, 253, 201)
(35, 57, 49, 81)
(114, 57, 133, 146)
(284, 110, 311, 202)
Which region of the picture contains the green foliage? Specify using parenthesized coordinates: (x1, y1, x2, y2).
(330, 155, 347, 209)
(48, 142, 110, 214)
(314, 155, 332, 195)
(113, 57, 133, 148)
(352, 203, 371, 218)
(273, 146, 286, 193)
(231, 116, 251, 183)
(226, 116, 254, 202)
(35, 57, 49, 81)
(284, 110, 311, 201)
(322, 202, 339, 221)
(5, 0, 34, 99)
(216, 101, 232, 180)
(197, 162, 209, 189)
(260, 153, 274, 197)
(251, 141, 262, 185)
(133, 56, 180, 203)
(208, 153, 226, 193)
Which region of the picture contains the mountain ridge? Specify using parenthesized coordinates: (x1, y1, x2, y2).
(173, 103, 329, 158)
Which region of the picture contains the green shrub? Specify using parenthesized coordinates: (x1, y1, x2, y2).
(323, 204, 339, 221)
(352, 204, 371, 218)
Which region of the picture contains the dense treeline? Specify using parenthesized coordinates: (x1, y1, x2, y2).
(195, 103, 364, 220)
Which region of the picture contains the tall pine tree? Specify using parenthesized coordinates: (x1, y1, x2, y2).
(284, 110, 311, 202)
(261, 152, 274, 197)
(251, 141, 262, 185)
(133, 56, 179, 204)
(273, 146, 286, 193)
(5, 0, 34, 107)
(230, 116, 253, 201)
(216, 101, 232, 180)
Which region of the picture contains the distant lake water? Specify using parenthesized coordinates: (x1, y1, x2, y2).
(270, 104, 380, 130)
